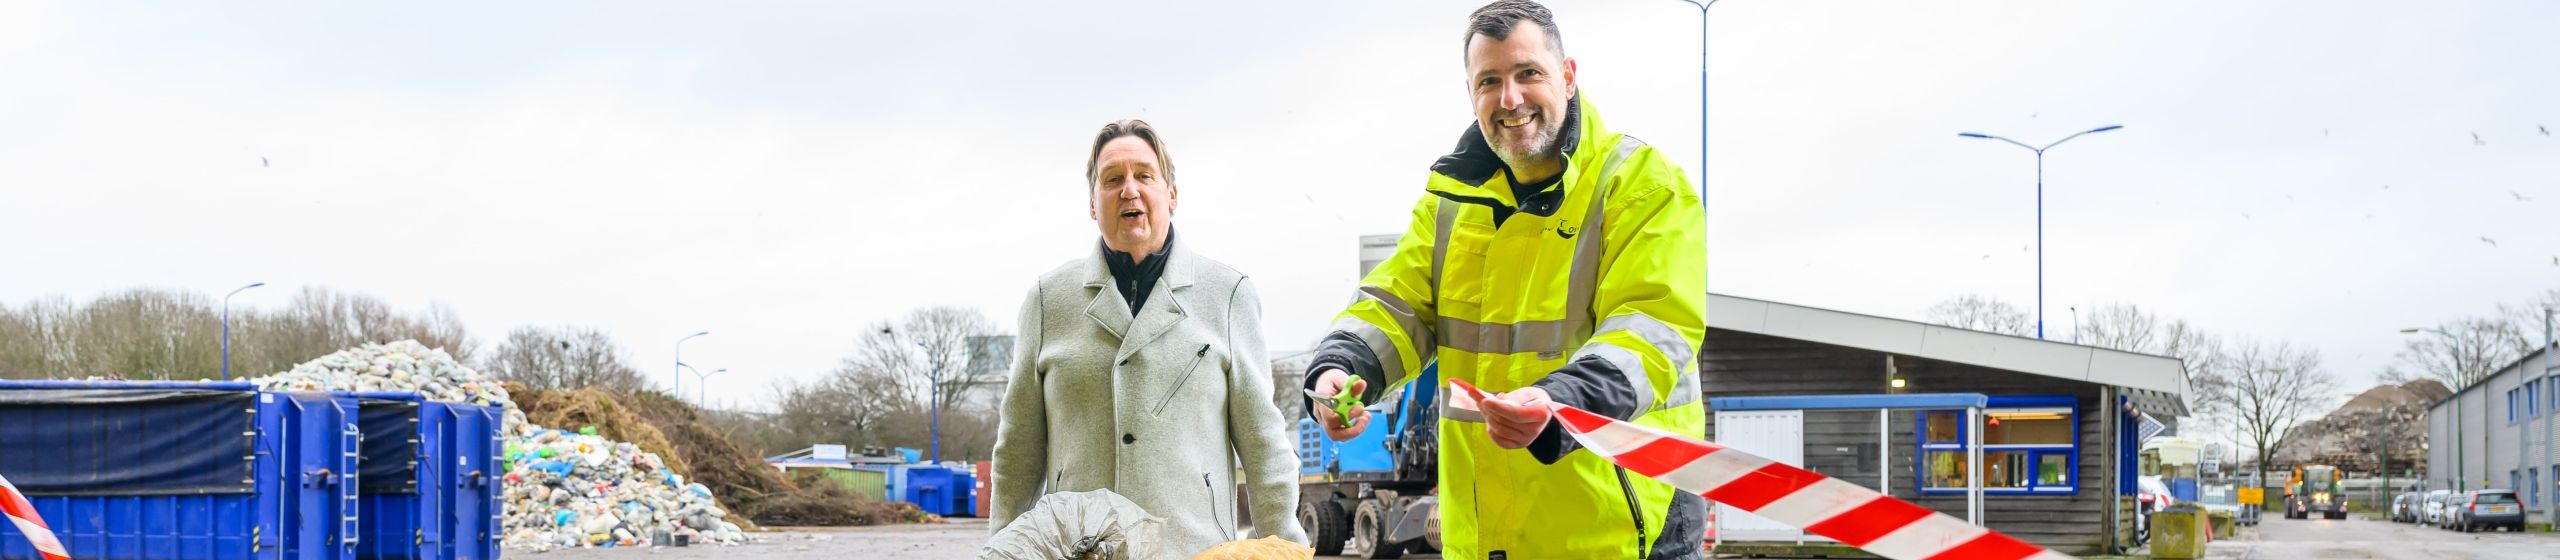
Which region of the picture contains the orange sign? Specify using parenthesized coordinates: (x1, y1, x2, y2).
(2238, 488, 2264, 505)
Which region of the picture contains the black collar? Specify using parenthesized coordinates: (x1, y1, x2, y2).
(1428, 92, 1583, 188)
(1102, 227, 1175, 313)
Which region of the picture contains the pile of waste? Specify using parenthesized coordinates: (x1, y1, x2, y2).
(502, 426, 747, 550)
(248, 340, 750, 552)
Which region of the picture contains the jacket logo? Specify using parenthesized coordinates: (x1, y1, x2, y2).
(1555, 222, 1579, 240)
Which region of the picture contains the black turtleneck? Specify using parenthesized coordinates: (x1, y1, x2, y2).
(1102, 227, 1175, 314)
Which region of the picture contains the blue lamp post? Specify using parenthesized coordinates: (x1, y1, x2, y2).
(1958, 125, 2123, 340)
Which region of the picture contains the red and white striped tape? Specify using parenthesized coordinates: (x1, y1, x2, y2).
(1449, 379, 2071, 560)
(0, 473, 70, 560)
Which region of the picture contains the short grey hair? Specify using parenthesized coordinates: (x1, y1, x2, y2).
(1085, 119, 1175, 188)
(1463, 0, 1565, 62)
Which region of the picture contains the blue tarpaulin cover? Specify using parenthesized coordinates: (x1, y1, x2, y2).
(357, 398, 421, 494)
(0, 387, 257, 495)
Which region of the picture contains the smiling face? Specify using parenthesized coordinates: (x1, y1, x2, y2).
(1089, 135, 1176, 256)
(1466, 19, 1576, 181)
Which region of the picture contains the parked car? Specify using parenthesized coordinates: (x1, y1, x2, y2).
(2391, 491, 2420, 523)
(2449, 490, 2526, 533)
(2421, 490, 2454, 527)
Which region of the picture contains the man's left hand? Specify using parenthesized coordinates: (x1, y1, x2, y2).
(1477, 386, 1555, 449)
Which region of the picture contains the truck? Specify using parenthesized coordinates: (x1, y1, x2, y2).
(1296, 363, 1441, 558)
(2284, 464, 2348, 519)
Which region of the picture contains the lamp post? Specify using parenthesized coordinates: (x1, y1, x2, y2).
(221, 282, 264, 381)
(680, 364, 727, 407)
(920, 340, 943, 464)
(1958, 125, 2124, 340)
(1676, 0, 1720, 219)
(2404, 326, 2463, 490)
(674, 331, 709, 396)
(884, 328, 947, 464)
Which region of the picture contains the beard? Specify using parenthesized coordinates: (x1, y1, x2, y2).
(1487, 117, 1565, 173)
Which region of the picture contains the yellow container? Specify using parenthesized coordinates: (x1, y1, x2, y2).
(2151, 510, 2211, 559)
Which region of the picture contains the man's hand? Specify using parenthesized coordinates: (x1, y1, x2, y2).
(1312, 368, 1370, 441)
(1476, 386, 1554, 450)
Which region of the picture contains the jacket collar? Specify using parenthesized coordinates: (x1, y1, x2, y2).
(1426, 93, 1603, 209)
(1081, 238, 1198, 361)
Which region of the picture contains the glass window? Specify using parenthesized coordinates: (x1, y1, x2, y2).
(1918, 399, 2077, 495)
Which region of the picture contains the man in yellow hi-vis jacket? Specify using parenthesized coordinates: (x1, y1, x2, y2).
(1305, 1, 1706, 558)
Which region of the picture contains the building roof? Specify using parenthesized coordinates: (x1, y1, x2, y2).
(1709, 293, 2190, 415)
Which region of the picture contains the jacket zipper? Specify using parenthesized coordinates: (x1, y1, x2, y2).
(1615, 466, 1651, 558)
(1152, 344, 1213, 415)
(1205, 472, 1234, 540)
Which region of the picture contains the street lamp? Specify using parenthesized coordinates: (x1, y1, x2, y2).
(679, 364, 727, 407)
(221, 282, 264, 381)
(1958, 124, 2124, 340)
(881, 328, 949, 464)
(2402, 326, 2465, 491)
(674, 331, 709, 396)
(1675, 0, 1721, 225)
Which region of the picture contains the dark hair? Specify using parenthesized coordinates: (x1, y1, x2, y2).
(1085, 119, 1175, 188)
(1464, 0, 1564, 62)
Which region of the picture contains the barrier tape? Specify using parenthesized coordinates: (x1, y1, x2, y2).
(1448, 379, 2071, 560)
(0, 473, 70, 560)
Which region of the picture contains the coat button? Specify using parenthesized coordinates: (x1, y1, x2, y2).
(1123, 433, 1136, 445)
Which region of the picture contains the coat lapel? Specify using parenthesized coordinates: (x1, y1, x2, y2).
(1080, 246, 1133, 340)
(1114, 243, 1198, 364)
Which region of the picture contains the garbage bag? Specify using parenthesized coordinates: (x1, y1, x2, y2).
(980, 490, 1169, 560)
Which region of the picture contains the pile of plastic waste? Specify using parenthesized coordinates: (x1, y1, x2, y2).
(500, 425, 747, 550)
(249, 340, 750, 552)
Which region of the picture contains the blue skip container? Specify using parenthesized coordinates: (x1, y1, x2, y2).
(0, 381, 359, 560)
(348, 393, 503, 560)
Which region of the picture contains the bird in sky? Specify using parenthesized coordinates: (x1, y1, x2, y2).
(2480, 236, 2499, 247)
(2242, 213, 2253, 220)
(260, 156, 268, 168)
(2474, 132, 2487, 146)
(2513, 191, 2534, 202)
(2540, 125, 2550, 136)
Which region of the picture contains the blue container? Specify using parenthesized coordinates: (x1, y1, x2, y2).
(899, 466, 976, 517)
(348, 393, 503, 560)
(0, 381, 359, 560)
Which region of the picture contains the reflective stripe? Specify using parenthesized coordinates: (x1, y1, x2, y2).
(1595, 314, 1695, 372)
(1443, 398, 1487, 423)
(1575, 342, 1653, 413)
(1666, 361, 1702, 409)
(1357, 285, 1436, 370)
(1561, 138, 1644, 341)
(1430, 199, 1459, 297)
(1438, 316, 1572, 355)
(1331, 316, 1408, 383)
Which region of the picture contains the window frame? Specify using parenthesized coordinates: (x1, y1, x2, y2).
(1915, 395, 2080, 496)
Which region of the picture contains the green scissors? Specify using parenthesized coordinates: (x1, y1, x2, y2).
(1305, 378, 1371, 428)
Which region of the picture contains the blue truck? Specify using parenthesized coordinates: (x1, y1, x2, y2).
(1296, 364, 1440, 558)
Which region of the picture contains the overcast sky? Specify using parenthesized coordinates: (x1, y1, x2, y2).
(4, 0, 2554, 412)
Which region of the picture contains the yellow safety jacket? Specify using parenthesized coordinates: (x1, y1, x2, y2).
(1324, 94, 1707, 558)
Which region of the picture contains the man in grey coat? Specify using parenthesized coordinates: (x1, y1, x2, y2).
(991, 119, 1307, 557)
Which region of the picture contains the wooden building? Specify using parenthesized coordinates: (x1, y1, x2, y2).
(1701, 294, 2189, 555)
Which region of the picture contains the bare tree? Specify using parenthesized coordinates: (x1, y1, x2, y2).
(2077, 303, 2160, 353)
(2214, 338, 2339, 483)
(482, 325, 646, 392)
(1925, 294, 2031, 336)
(0, 286, 478, 380)
(2382, 316, 2531, 391)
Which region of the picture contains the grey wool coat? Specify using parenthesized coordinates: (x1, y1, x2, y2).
(990, 241, 1308, 557)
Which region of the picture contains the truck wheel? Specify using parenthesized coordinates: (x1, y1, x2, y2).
(1302, 500, 1351, 556)
(1355, 500, 1406, 559)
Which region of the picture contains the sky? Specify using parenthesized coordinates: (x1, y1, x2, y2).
(3, 0, 2555, 413)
